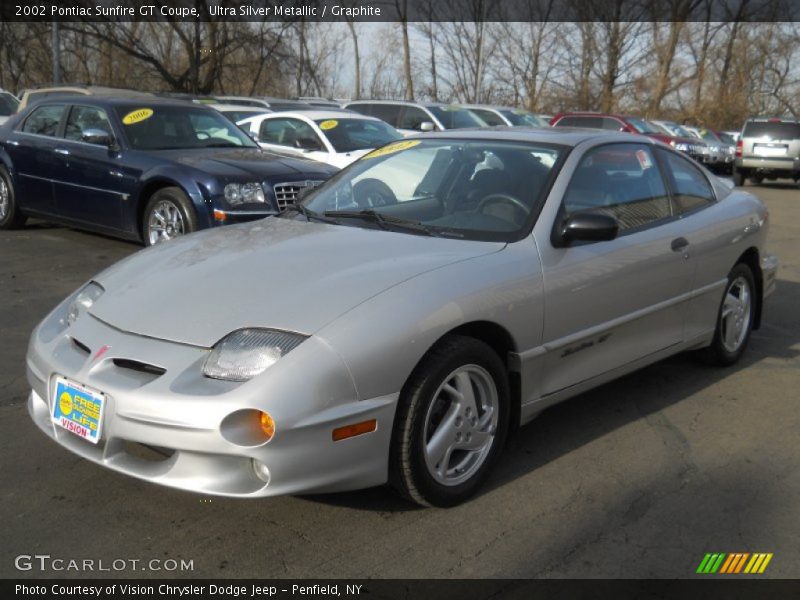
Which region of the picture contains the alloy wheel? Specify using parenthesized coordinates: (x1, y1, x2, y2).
(720, 276, 752, 353)
(148, 200, 185, 245)
(422, 364, 499, 487)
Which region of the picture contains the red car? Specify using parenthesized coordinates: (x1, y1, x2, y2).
(551, 112, 705, 163)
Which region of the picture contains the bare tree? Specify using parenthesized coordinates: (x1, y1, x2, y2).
(394, 0, 414, 100)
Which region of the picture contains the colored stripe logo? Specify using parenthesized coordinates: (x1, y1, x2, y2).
(696, 552, 773, 574)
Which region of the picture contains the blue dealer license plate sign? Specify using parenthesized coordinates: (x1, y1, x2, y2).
(51, 377, 105, 444)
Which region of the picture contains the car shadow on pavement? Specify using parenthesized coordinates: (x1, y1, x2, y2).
(303, 278, 799, 512)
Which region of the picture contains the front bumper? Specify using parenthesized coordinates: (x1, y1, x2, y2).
(26, 312, 396, 497)
(736, 156, 800, 173)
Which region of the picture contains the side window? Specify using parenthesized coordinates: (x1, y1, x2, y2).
(21, 105, 65, 137)
(563, 143, 672, 232)
(259, 118, 322, 150)
(470, 109, 506, 127)
(556, 116, 603, 129)
(370, 104, 402, 127)
(601, 117, 625, 131)
(64, 106, 112, 143)
(398, 106, 431, 130)
(657, 148, 715, 213)
(345, 103, 372, 117)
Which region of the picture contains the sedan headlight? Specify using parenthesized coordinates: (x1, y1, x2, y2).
(224, 182, 265, 205)
(203, 328, 307, 382)
(65, 282, 104, 326)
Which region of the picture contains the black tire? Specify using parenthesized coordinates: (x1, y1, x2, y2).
(700, 263, 756, 366)
(389, 335, 510, 507)
(142, 187, 197, 246)
(751, 174, 764, 185)
(732, 168, 745, 187)
(0, 165, 27, 230)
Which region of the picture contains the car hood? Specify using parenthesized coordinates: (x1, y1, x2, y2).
(90, 218, 504, 347)
(152, 148, 337, 179)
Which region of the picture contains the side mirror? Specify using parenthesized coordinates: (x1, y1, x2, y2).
(82, 128, 114, 147)
(559, 212, 619, 244)
(419, 121, 435, 132)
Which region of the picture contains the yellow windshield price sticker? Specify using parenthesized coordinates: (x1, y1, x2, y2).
(122, 108, 154, 125)
(363, 140, 421, 160)
(319, 120, 338, 130)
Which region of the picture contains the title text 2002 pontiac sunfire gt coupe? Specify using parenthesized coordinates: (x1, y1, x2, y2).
(26, 129, 778, 507)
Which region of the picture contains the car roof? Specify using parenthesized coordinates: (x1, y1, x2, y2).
(410, 126, 652, 147)
(256, 110, 379, 121)
(746, 116, 800, 123)
(344, 100, 467, 109)
(212, 104, 270, 112)
(25, 96, 221, 110)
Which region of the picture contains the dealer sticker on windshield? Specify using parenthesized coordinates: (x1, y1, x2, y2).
(51, 376, 105, 444)
(122, 108, 154, 125)
(363, 139, 421, 160)
(636, 149, 653, 169)
(319, 119, 338, 130)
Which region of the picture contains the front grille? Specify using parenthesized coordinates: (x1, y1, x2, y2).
(273, 180, 324, 210)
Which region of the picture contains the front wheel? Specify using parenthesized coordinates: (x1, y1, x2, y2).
(390, 335, 510, 507)
(0, 166, 27, 230)
(142, 187, 197, 246)
(701, 263, 756, 366)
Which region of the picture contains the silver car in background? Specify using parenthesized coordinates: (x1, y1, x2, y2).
(26, 130, 777, 507)
(733, 116, 800, 187)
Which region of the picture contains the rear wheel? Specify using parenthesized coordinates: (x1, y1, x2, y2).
(390, 335, 510, 507)
(142, 187, 197, 246)
(701, 263, 756, 366)
(0, 166, 27, 230)
(751, 174, 764, 185)
(732, 168, 745, 187)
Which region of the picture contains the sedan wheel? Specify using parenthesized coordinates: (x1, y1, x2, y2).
(142, 187, 197, 246)
(702, 263, 756, 366)
(423, 365, 499, 487)
(0, 166, 27, 230)
(390, 335, 509, 507)
(148, 200, 185, 244)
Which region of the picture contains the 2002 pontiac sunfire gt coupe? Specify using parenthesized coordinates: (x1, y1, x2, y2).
(27, 129, 778, 507)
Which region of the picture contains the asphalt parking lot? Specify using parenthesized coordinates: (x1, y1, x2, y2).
(1, 182, 798, 579)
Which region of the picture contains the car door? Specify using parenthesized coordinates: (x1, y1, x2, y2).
(52, 104, 131, 229)
(534, 142, 695, 395)
(8, 103, 67, 214)
(654, 147, 731, 341)
(256, 117, 330, 163)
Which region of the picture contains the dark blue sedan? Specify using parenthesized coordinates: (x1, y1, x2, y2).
(0, 97, 337, 245)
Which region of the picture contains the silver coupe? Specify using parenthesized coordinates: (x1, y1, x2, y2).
(27, 130, 778, 506)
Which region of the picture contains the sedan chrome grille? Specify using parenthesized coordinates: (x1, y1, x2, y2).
(273, 180, 324, 210)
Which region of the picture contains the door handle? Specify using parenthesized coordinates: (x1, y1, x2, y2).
(54, 148, 70, 156)
(671, 237, 689, 252)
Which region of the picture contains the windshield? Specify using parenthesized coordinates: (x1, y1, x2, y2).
(660, 121, 694, 138)
(626, 117, 660, 134)
(0, 93, 19, 116)
(694, 128, 722, 143)
(115, 105, 258, 150)
(315, 118, 402, 152)
(300, 139, 566, 242)
(428, 106, 487, 129)
(499, 110, 547, 128)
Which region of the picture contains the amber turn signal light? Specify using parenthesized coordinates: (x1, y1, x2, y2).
(258, 411, 276, 441)
(332, 419, 377, 442)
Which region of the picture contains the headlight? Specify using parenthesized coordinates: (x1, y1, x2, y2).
(203, 328, 307, 382)
(65, 282, 104, 326)
(224, 182, 265, 205)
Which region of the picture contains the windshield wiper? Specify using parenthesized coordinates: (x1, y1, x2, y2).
(323, 209, 438, 236)
(283, 203, 337, 224)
